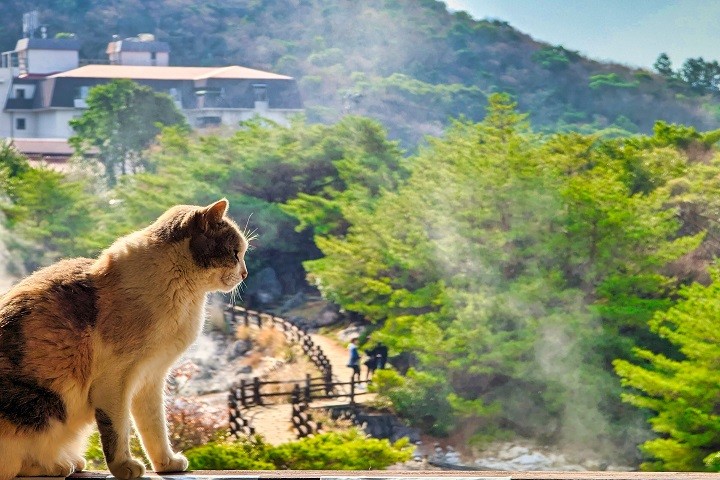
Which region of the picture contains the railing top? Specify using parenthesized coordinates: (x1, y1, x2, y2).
(60, 469, 716, 479)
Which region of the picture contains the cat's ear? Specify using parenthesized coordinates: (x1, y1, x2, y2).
(197, 199, 228, 232)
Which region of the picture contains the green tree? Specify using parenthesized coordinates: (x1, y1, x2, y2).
(301, 95, 702, 453)
(0, 160, 101, 273)
(678, 57, 720, 95)
(614, 267, 720, 471)
(653, 53, 674, 77)
(69, 79, 188, 187)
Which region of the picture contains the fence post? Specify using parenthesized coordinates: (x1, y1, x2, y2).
(324, 369, 333, 396)
(228, 390, 236, 437)
(304, 373, 312, 402)
(253, 376, 263, 406)
(350, 377, 356, 405)
(239, 379, 247, 407)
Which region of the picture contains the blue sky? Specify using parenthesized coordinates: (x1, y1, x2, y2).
(443, 0, 720, 70)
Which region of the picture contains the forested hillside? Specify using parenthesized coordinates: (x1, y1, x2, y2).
(6, 1, 720, 472)
(5, 93, 720, 469)
(2, 0, 720, 145)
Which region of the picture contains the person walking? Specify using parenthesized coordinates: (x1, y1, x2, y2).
(347, 337, 361, 382)
(363, 349, 378, 381)
(375, 341, 388, 370)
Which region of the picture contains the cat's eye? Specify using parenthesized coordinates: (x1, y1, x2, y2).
(233, 249, 239, 261)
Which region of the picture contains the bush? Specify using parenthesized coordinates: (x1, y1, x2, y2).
(185, 430, 412, 470)
(166, 397, 226, 452)
(372, 369, 455, 436)
(532, 46, 571, 71)
(270, 429, 412, 470)
(185, 435, 277, 470)
(589, 73, 639, 90)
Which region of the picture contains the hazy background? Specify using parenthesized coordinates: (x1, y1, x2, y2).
(445, 0, 720, 69)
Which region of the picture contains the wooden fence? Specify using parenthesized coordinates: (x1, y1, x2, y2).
(224, 305, 333, 381)
(225, 305, 370, 439)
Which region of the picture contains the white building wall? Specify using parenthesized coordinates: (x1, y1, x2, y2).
(10, 84, 36, 99)
(36, 110, 78, 138)
(118, 51, 168, 66)
(0, 68, 13, 138)
(9, 112, 37, 138)
(26, 49, 79, 74)
(183, 108, 301, 129)
(155, 51, 169, 66)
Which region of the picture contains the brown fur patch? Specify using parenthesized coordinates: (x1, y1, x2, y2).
(0, 297, 32, 368)
(147, 204, 245, 269)
(0, 375, 66, 432)
(188, 220, 243, 269)
(148, 205, 195, 244)
(48, 267, 98, 329)
(94, 409, 118, 464)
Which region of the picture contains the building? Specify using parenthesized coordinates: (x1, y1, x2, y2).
(0, 33, 304, 157)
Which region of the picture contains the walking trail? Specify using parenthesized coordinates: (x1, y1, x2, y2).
(224, 332, 372, 444)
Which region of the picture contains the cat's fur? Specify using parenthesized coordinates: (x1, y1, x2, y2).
(0, 199, 248, 480)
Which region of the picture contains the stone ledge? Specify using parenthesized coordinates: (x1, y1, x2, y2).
(13, 471, 719, 480)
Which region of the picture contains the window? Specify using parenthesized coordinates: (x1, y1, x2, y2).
(197, 116, 222, 128)
(253, 84, 268, 102)
(151, 51, 157, 65)
(15, 118, 26, 130)
(15, 88, 26, 99)
(77, 86, 90, 100)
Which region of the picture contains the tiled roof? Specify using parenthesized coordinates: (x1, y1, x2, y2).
(49, 65, 293, 81)
(15, 38, 82, 51)
(10, 137, 75, 155)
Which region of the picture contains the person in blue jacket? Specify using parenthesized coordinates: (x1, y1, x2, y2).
(347, 337, 361, 382)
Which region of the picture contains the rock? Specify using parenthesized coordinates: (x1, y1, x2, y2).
(314, 304, 341, 327)
(236, 365, 252, 375)
(279, 292, 306, 312)
(515, 452, 551, 467)
(225, 339, 252, 361)
(246, 267, 283, 304)
(498, 445, 529, 460)
(338, 324, 364, 342)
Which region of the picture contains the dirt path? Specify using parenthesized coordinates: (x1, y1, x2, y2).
(246, 403, 296, 444)
(310, 333, 354, 383)
(231, 332, 374, 444)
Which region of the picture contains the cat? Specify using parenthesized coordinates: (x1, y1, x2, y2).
(0, 199, 248, 480)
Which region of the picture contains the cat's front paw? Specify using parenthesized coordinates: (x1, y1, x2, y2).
(154, 453, 189, 473)
(108, 458, 146, 480)
(72, 456, 87, 472)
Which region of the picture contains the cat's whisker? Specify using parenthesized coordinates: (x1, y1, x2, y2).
(243, 214, 253, 238)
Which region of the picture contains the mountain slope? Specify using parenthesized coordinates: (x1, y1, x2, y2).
(1, 0, 718, 146)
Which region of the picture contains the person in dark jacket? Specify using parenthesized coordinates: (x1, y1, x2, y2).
(347, 337, 361, 382)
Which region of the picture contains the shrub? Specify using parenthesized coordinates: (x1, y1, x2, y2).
(185, 435, 276, 470)
(256, 327, 285, 356)
(268, 429, 412, 470)
(185, 430, 412, 470)
(532, 46, 571, 71)
(372, 369, 455, 436)
(166, 397, 226, 452)
(589, 73, 639, 90)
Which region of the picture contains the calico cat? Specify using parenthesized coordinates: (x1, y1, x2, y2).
(0, 199, 248, 480)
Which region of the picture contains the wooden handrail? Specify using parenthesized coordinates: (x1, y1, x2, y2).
(226, 304, 374, 439)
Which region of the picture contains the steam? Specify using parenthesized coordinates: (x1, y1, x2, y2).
(0, 225, 20, 295)
(418, 179, 637, 464)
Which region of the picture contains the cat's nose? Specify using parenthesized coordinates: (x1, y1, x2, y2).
(241, 269, 248, 280)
